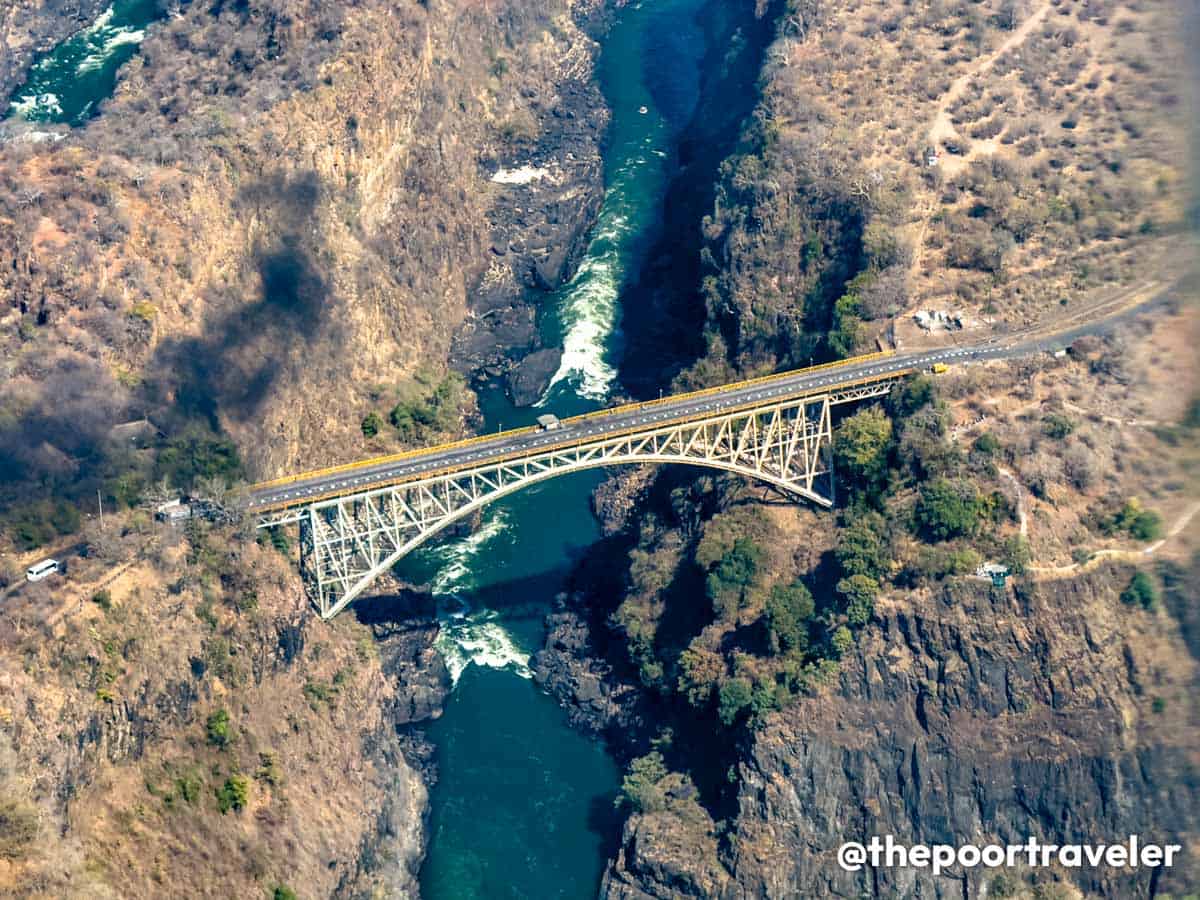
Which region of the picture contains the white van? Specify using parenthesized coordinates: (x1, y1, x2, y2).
(26, 559, 60, 582)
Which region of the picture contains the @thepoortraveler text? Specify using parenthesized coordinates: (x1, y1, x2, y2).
(837, 835, 1182, 877)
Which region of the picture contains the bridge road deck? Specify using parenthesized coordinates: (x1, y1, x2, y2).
(247, 266, 1181, 519)
(245, 342, 1015, 518)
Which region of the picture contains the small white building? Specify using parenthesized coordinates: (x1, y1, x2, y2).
(155, 499, 192, 523)
(976, 562, 1011, 586)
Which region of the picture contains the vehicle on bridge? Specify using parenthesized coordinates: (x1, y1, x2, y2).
(536, 414, 561, 431)
(931, 362, 949, 374)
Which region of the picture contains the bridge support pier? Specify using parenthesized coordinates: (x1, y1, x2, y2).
(265, 395, 839, 618)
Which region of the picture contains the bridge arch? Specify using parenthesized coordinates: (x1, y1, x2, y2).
(292, 397, 836, 617)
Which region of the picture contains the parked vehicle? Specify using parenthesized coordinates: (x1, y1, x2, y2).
(26, 559, 60, 582)
(155, 499, 193, 523)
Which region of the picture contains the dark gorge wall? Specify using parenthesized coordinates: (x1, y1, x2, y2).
(728, 569, 1200, 898)
(617, 0, 785, 398)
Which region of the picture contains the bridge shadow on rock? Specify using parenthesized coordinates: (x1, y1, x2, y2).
(145, 171, 340, 431)
(352, 585, 440, 635)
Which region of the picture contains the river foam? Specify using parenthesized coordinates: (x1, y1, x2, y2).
(543, 252, 623, 400)
(6, 1, 156, 124)
(424, 509, 534, 686)
(8, 93, 63, 119)
(77, 26, 146, 74)
(542, 105, 669, 403)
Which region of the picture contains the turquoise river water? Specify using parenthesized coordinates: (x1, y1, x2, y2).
(400, 2, 711, 895)
(6, 0, 162, 125)
(6, 0, 714, 894)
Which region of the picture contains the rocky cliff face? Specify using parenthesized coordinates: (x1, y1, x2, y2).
(0, 0, 608, 478)
(595, 566, 1200, 899)
(730, 567, 1199, 899)
(0, 528, 441, 898)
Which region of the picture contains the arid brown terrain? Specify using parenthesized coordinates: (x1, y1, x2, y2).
(1, 0, 609, 895)
(0, 0, 1196, 897)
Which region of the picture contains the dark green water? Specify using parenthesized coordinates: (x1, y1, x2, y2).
(394, 2, 712, 896)
(8, 0, 715, 892)
(6, 0, 162, 125)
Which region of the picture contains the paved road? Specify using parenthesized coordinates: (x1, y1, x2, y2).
(245, 290, 1173, 514)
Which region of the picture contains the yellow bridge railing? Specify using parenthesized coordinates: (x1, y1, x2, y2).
(249, 368, 913, 513)
(248, 350, 897, 496)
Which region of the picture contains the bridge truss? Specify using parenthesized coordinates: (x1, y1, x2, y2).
(258, 378, 899, 618)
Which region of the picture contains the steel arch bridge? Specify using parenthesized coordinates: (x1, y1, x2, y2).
(236, 279, 1181, 619)
(253, 373, 902, 619)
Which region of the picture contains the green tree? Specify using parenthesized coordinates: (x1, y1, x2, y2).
(914, 479, 984, 541)
(836, 511, 889, 581)
(205, 709, 233, 748)
(749, 676, 783, 722)
(268, 526, 290, 555)
(834, 408, 893, 495)
(973, 432, 1001, 456)
(273, 886, 299, 900)
(830, 625, 854, 656)
(49, 501, 81, 536)
(361, 412, 382, 438)
(677, 646, 725, 707)
(154, 425, 241, 490)
(1103, 499, 1163, 541)
(1001, 534, 1031, 575)
(1126, 507, 1162, 541)
(1120, 571, 1158, 610)
(388, 403, 416, 436)
(1041, 413, 1075, 439)
(176, 772, 202, 805)
(764, 581, 814, 655)
(706, 538, 763, 618)
(215, 775, 250, 813)
(828, 292, 863, 358)
(889, 375, 935, 417)
(718, 677, 754, 725)
(836, 574, 878, 626)
(616, 752, 668, 812)
(914, 545, 982, 579)
(1130, 513, 1162, 541)
(388, 373, 465, 439)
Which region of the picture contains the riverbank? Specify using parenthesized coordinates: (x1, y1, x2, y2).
(0, 0, 109, 102)
(449, 19, 610, 404)
(0, 0, 626, 895)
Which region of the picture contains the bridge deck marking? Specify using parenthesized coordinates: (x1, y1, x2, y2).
(245, 351, 968, 512)
(245, 281, 1176, 516)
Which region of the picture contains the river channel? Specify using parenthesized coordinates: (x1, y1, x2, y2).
(6, 1, 740, 894)
(399, 1, 714, 894)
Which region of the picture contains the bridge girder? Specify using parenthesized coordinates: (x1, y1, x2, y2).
(256, 391, 890, 618)
(257, 378, 902, 619)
